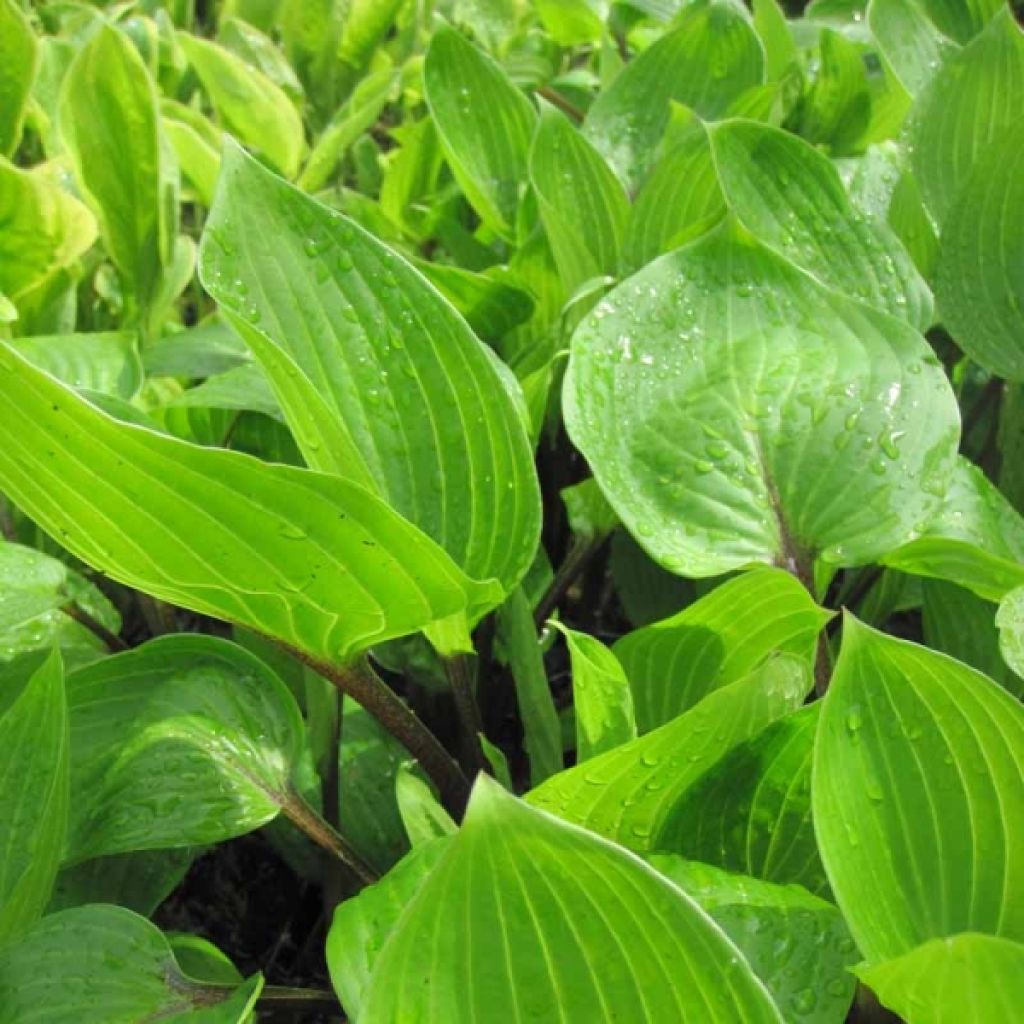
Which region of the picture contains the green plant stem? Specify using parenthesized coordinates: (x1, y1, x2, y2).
(534, 536, 604, 628)
(280, 784, 376, 887)
(443, 653, 489, 776)
(285, 646, 472, 818)
(60, 602, 128, 652)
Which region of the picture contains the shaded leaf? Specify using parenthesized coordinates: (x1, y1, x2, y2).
(614, 567, 830, 732)
(527, 655, 811, 853)
(813, 618, 1024, 962)
(0, 650, 68, 942)
(0, 0, 38, 156)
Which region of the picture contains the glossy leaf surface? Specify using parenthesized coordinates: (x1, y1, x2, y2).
(813, 618, 1024, 963)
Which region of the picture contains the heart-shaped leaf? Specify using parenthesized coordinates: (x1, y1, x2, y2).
(564, 220, 959, 580)
(813, 617, 1024, 963)
(358, 777, 784, 1022)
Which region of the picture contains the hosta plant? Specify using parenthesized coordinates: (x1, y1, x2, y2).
(0, 0, 1022, 1021)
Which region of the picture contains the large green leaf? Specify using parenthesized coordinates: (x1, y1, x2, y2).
(424, 26, 536, 239)
(63, 635, 303, 861)
(584, 2, 765, 191)
(58, 24, 175, 320)
(935, 118, 1024, 381)
(614, 567, 830, 731)
(0, 651, 68, 942)
(200, 141, 540, 599)
(358, 777, 784, 1022)
(648, 856, 857, 1023)
(883, 457, 1024, 602)
(0, 904, 262, 1023)
(667, 704, 829, 895)
(909, 8, 1024, 227)
(813, 618, 1024, 963)
(178, 33, 305, 180)
(856, 933, 1024, 1022)
(564, 220, 958, 580)
(707, 118, 932, 328)
(0, 159, 96, 312)
(0, 0, 37, 157)
(527, 655, 811, 853)
(529, 103, 628, 292)
(0, 342, 500, 661)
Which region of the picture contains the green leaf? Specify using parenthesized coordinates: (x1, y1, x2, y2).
(561, 476, 619, 545)
(668, 705, 829, 895)
(868, 0, 957, 99)
(298, 69, 397, 193)
(64, 635, 302, 861)
(495, 587, 562, 785)
(395, 763, 457, 846)
(996, 585, 1024, 681)
(707, 118, 932, 327)
(529, 103, 628, 292)
(178, 34, 304, 180)
(935, 118, 1024, 381)
(610, 530, 696, 627)
(614, 567, 831, 732)
(921, 0, 1004, 44)
(527, 654, 811, 853)
(855, 933, 1024, 1022)
(58, 24, 175, 320)
(883, 457, 1024, 602)
(200, 141, 540, 599)
(0, 542, 120, 665)
(358, 776, 784, 1022)
(648, 856, 857, 1022)
(10, 331, 141, 399)
(424, 26, 536, 239)
(327, 839, 449, 1019)
(813, 618, 1024, 963)
(564, 220, 958, 580)
(791, 28, 871, 153)
(534, 0, 606, 46)
(217, 16, 305, 105)
(549, 621, 636, 760)
(0, 904, 263, 1023)
(584, 2, 765, 191)
(0, 0, 38, 156)
(0, 342, 499, 662)
(0, 650, 68, 942)
(923, 579, 1022, 698)
(338, 697, 411, 873)
(909, 8, 1024, 227)
(162, 104, 221, 208)
(0, 159, 97, 312)
(49, 847, 198, 917)
(622, 114, 725, 271)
